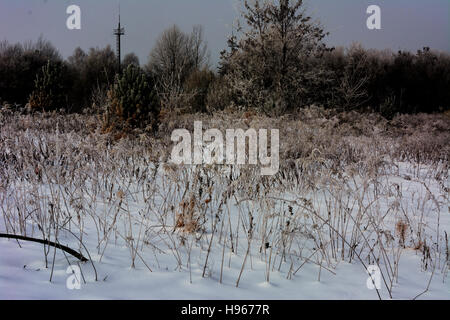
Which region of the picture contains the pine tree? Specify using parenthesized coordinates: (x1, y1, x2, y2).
(106, 64, 160, 130)
(28, 60, 66, 111)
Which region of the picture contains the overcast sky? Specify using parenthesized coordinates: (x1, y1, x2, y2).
(0, 0, 449, 67)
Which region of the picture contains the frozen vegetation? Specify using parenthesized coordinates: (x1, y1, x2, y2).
(0, 107, 448, 299)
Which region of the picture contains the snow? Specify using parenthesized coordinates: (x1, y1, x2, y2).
(0, 161, 449, 300)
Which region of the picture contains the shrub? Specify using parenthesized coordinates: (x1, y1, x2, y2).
(105, 64, 160, 131)
(184, 69, 215, 113)
(28, 61, 67, 111)
(205, 77, 232, 113)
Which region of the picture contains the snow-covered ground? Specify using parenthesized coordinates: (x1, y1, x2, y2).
(1, 161, 448, 300)
(1, 236, 448, 300)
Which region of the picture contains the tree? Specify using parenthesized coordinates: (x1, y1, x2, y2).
(338, 44, 371, 111)
(67, 46, 118, 111)
(0, 37, 62, 105)
(146, 25, 209, 109)
(220, 0, 329, 113)
(28, 60, 68, 111)
(106, 64, 160, 130)
(123, 53, 140, 69)
(190, 25, 210, 70)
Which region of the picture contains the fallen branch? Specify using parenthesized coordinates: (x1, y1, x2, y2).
(0, 233, 88, 262)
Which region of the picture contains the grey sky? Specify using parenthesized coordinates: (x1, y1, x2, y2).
(0, 0, 448, 67)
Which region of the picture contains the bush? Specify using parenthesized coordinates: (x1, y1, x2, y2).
(205, 77, 232, 113)
(28, 61, 67, 111)
(184, 69, 215, 113)
(105, 65, 160, 131)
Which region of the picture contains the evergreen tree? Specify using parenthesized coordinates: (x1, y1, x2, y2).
(221, 0, 329, 113)
(28, 60, 67, 111)
(106, 64, 160, 130)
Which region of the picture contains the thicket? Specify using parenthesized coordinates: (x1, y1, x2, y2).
(0, 37, 63, 106)
(319, 45, 450, 117)
(67, 46, 118, 112)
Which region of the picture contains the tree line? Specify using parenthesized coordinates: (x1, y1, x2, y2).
(0, 0, 448, 125)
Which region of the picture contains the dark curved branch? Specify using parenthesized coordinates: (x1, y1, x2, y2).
(0, 233, 88, 262)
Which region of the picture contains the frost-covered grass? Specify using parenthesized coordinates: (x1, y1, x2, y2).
(0, 107, 448, 299)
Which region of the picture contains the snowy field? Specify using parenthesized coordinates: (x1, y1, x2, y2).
(1, 162, 448, 300)
(0, 111, 449, 300)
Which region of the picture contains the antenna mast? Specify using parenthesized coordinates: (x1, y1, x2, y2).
(113, 3, 125, 72)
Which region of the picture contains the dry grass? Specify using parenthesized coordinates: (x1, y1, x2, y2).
(0, 106, 448, 298)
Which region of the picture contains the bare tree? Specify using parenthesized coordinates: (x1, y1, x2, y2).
(339, 44, 371, 111)
(146, 25, 209, 109)
(190, 25, 210, 70)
